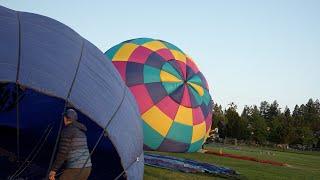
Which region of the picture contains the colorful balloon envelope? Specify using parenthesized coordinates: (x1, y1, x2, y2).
(105, 38, 213, 152)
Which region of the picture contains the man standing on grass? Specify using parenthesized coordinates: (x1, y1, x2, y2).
(49, 109, 92, 180)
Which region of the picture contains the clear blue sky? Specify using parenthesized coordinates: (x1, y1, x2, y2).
(1, 0, 319, 112)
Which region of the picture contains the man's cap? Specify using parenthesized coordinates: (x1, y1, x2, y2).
(63, 109, 78, 121)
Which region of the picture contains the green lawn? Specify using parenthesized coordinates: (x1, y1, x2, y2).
(144, 144, 320, 180)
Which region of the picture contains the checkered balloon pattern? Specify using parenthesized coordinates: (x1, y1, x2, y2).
(105, 38, 213, 152)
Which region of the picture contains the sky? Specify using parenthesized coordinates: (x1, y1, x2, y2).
(1, 0, 319, 112)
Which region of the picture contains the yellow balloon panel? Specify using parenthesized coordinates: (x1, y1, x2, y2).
(191, 121, 206, 143)
(142, 41, 167, 51)
(142, 106, 173, 137)
(113, 43, 138, 61)
(170, 50, 186, 63)
(160, 70, 182, 83)
(174, 105, 193, 126)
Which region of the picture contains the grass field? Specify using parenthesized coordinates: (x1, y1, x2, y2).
(144, 143, 320, 180)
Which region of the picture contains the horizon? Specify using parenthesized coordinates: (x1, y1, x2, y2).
(1, 0, 319, 111)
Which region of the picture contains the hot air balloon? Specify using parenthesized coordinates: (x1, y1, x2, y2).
(0, 6, 143, 179)
(105, 38, 213, 152)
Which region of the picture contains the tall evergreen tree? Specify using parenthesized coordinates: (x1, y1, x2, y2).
(225, 103, 248, 139)
(269, 100, 281, 119)
(259, 101, 270, 120)
(248, 106, 267, 144)
(284, 106, 291, 118)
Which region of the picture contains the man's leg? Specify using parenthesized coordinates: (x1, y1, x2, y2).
(80, 167, 92, 180)
(59, 169, 74, 180)
(59, 168, 91, 180)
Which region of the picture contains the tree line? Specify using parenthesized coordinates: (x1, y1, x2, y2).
(212, 99, 320, 148)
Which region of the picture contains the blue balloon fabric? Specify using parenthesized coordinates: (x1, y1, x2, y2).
(0, 5, 143, 180)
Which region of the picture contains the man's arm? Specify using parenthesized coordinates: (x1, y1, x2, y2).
(51, 128, 73, 171)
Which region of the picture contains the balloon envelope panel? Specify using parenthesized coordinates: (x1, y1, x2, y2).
(105, 38, 213, 152)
